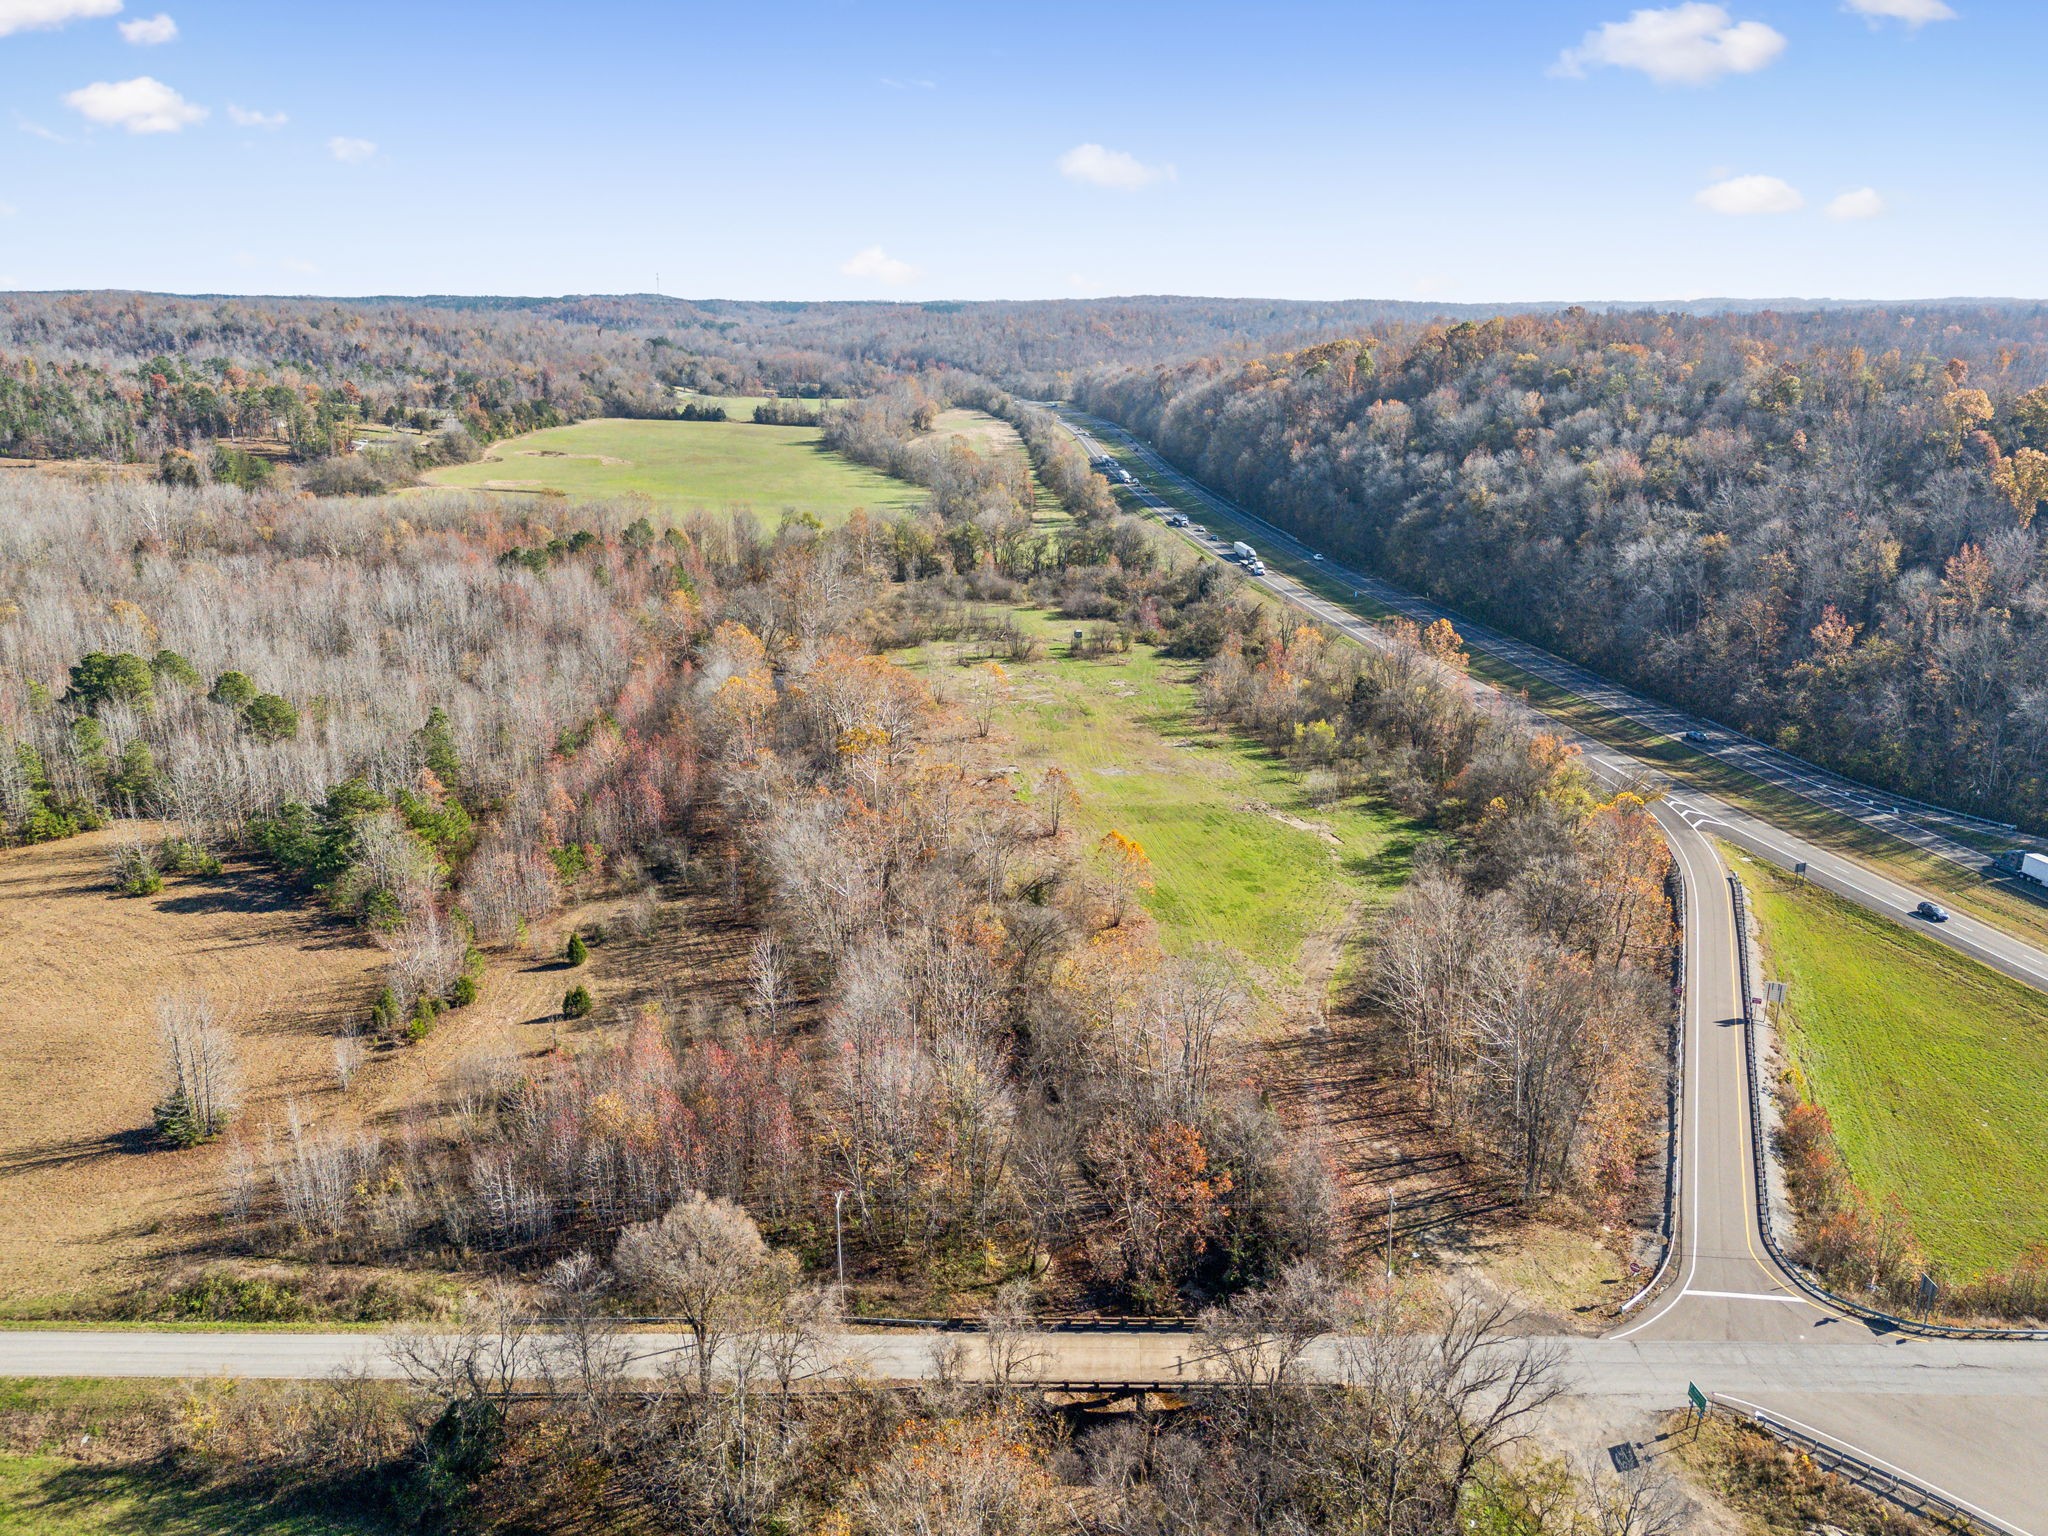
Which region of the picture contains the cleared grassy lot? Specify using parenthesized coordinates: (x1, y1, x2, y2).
(906, 610, 1421, 1010)
(1735, 849, 2048, 1277)
(424, 415, 923, 524)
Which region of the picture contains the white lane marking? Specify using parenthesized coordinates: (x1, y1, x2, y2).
(1714, 1394, 2038, 1536)
(1683, 1289, 1813, 1304)
(1706, 819, 2048, 988)
(1081, 410, 2048, 988)
(1610, 818, 1712, 1341)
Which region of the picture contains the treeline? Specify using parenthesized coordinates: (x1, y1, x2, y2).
(0, 293, 682, 461)
(0, 288, 1729, 467)
(1194, 606, 1672, 1212)
(1079, 307, 2048, 827)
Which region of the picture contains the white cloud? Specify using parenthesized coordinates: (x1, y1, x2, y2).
(63, 76, 207, 134)
(0, 0, 121, 37)
(16, 115, 66, 141)
(327, 135, 376, 163)
(118, 12, 176, 44)
(227, 103, 286, 129)
(1694, 173, 1805, 214)
(1554, 3, 1787, 84)
(1825, 186, 1887, 219)
(839, 245, 919, 286)
(1844, 0, 1956, 24)
(1058, 142, 1174, 191)
(0, 201, 16, 217)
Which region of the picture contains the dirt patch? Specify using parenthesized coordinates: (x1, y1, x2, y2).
(508, 451, 630, 467)
(1243, 800, 1342, 848)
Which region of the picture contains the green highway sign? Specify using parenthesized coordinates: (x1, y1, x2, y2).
(1687, 1382, 1708, 1414)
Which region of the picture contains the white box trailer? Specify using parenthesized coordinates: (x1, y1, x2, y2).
(1231, 541, 1257, 564)
(2023, 851, 2048, 888)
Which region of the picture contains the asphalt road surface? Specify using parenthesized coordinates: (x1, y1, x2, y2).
(1055, 406, 2048, 993)
(1054, 411, 2048, 1531)
(6, 419, 2048, 1530)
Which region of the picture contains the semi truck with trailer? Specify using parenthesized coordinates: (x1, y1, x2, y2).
(1995, 849, 2048, 889)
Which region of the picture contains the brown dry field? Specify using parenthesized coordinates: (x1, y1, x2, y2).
(0, 827, 731, 1315)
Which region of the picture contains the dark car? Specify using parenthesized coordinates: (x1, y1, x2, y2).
(1680, 729, 1714, 744)
(1915, 900, 1950, 922)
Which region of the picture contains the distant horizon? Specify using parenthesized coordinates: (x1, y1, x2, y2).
(7, 288, 2045, 311)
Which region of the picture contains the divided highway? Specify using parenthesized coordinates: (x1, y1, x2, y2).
(1056, 407, 2048, 991)
(5, 420, 2048, 1530)
(1053, 408, 2048, 1530)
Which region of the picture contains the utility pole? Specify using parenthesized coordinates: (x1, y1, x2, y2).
(834, 1189, 847, 1293)
(1385, 1189, 1396, 1281)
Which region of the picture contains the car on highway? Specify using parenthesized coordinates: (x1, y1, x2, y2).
(1311, 552, 1325, 562)
(1915, 900, 1950, 922)
(1680, 729, 1715, 744)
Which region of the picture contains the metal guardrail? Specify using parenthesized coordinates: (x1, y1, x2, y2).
(539, 1313, 1204, 1334)
(1072, 407, 2023, 840)
(1621, 868, 1686, 1313)
(1728, 875, 2048, 1342)
(1708, 1393, 2015, 1535)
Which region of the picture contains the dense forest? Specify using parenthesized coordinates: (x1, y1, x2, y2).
(0, 291, 1519, 462)
(1080, 305, 2048, 828)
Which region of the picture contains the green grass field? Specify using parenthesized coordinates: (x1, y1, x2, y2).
(1079, 421, 2048, 950)
(423, 415, 925, 524)
(1735, 849, 2048, 1277)
(906, 610, 1421, 1008)
(0, 1456, 399, 1535)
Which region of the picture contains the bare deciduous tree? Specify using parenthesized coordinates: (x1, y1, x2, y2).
(154, 992, 241, 1147)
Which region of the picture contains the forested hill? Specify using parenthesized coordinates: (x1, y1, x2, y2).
(1078, 306, 2048, 829)
(9, 289, 2048, 469)
(0, 291, 1506, 461)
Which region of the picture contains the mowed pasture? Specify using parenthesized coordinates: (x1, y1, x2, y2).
(906, 610, 1420, 1016)
(423, 414, 924, 524)
(1738, 851, 2048, 1277)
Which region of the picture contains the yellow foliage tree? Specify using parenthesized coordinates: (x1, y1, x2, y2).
(1992, 446, 2048, 529)
(1096, 829, 1153, 927)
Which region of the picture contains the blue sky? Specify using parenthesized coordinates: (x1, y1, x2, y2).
(0, 0, 2039, 301)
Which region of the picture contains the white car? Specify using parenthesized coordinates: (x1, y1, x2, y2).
(1311, 553, 1325, 562)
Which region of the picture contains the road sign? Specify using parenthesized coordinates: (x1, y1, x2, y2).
(1607, 1442, 1640, 1473)
(1794, 860, 1808, 876)
(1765, 981, 1788, 1006)
(1918, 1273, 1940, 1313)
(1687, 1382, 1708, 1415)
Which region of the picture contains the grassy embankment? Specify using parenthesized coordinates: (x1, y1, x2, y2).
(903, 607, 1423, 1016)
(0, 1457, 398, 1535)
(423, 401, 922, 525)
(1078, 421, 2048, 948)
(1731, 847, 2048, 1277)
(0, 1379, 401, 1535)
